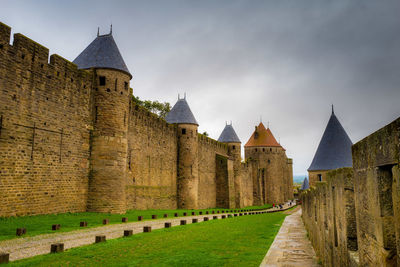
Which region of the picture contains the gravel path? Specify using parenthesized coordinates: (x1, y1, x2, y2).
(260, 206, 319, 267)
(0, 204, 293, 262)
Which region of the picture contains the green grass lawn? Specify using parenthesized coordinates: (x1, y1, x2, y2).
(9, 210, 286, 267)
(0, 204, 272, 241)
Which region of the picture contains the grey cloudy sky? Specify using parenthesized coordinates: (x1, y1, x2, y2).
(2, 0, 399, 175)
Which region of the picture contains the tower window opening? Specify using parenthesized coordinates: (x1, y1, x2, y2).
(268, 159, 270, 164)
(270, 148, 272, 152)
(106, 88, 110, 92)
(95, 106, 98, 122)
(263, 148, 265, 152)
(115, 79, 118, 91)
(232, 145, 235, 150)
(124, 82, 128, 90)
(182, 128, 186, 135)
(318, 174, 322, 181)
(99, 76, 106, 86)
(255, 148, 257, 152)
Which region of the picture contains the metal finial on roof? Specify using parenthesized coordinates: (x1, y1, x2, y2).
(97, 27, 99, 37)
(267, 121, 270, 128)
(178, 94, 180, 100)
(184, 92, 186, 99)
(110, 24, 112, 35)
(332, 104, 334, 114)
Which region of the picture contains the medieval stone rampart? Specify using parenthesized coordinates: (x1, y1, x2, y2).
(0, 22, 293, 217)
(301, 117, 400, 266)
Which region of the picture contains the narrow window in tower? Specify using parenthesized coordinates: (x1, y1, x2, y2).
(99, 76, 106, 86)
(115, 79, 118, 91)
(124, 112, 126, 126)
(318, 174, 322, 181)
(232, 145, 235, 150)
(124, 81, 128, 90)
(182, 128, 186, 135)
(95, 106, 98, 122)
(270, 148, 272, 152)
(263, 148, 265, 152)
(268, 159, 271, 164)
(255, 148, 258, 152)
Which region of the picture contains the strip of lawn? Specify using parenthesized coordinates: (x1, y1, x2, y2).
(0, 204, 272, 241)
(9, 210, 286, 267)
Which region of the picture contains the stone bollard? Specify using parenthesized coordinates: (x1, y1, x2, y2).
(0, 253, 9, 264)
(213, 216, 217, 220)
(102, 219, 109, 225)
(143, 226, 152, 233)
(163, 214, 168, 218)
(191, 212, 195, 216)
(165, 222, 172, 228)
(204, 217, 209, 221)
(50, 243, 64, 253)
(192, 218, 198, 223)
(138, 216, 143, 221)
(183, 212, 187, 216)
(152, 215, 157, 219)
(174, 213, 178, 217)
(80, 221, 87, 227)
(122, 217, 128, 223)
(52, 224, 60, 230)
(222, 215, 226, 219)
(180, 220, 186, 225)
(124, 230, 133, 237)
(199, 211, 203, 215)
(95, 235, 106, 243)
(16, 228, 26, 236)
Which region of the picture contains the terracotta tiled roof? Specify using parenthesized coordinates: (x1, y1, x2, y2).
(244, 122, 282, 147)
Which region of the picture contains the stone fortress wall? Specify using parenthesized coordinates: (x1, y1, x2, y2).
(301, 118, 400, 266)
(0, 22, 293, 217)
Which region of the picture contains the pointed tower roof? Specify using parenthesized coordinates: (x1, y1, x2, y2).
(244, 122, 282, 147)
(300, 177, 309, 190)
(218, 123, 241, 143)
(165, 96, 198, 125)
(73, 30, 131, 78)
(308, 108, 353, 171)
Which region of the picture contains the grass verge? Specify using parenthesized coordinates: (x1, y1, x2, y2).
(0, 204, 272, 241)
(9, 210, 286, 267)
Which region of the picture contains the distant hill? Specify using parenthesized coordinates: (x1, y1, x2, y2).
(293, 175, 307, 184)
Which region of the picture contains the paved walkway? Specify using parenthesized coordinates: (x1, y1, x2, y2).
(0, 204, 293, 262)
(260, 207, 319, 267)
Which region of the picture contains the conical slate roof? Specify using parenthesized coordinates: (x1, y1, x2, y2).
(308, 109, 353, 171)
(218, 124, 241, 143)
(245, 122, 282, 147)
(165, 97, 198, 125)
(300, 177, 309, 190)
(73, 32, 131, 78)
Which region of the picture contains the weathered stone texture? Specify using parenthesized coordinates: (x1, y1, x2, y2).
(245, 146, 292, 204)
(0, 22, 294, 217)
(126, 103, 178, 210)
(0, 23, 92, 217)
(302, 117, 400, 267)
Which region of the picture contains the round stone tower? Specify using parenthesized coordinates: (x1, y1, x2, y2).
(217, 123, 242, 208)
(73, 28, 132, 213)
(165, 95, 199, 209)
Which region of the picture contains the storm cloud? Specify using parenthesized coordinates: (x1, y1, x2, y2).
(2, 0, 399, 175)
